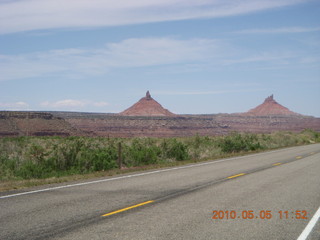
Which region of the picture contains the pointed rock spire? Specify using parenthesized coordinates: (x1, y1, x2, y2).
(247, 95, 299, 116)
(264, 94, 275, 103)
(119, 91, 175, 116)
(146, 91, 151, 100)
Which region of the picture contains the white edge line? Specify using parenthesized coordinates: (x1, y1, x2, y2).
(297, 206, 320, 240)
(0, 145, 315, 199)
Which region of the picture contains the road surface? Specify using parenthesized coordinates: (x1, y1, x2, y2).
(1, 144, 319, 240)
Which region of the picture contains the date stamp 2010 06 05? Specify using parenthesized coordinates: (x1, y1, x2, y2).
(212, 210, 308, 220)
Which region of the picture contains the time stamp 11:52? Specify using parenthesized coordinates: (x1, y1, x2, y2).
(212, 210, 308, 220)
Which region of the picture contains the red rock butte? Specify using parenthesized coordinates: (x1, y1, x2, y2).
(119, 91, 176, 117)
(247, 95, 300, 116)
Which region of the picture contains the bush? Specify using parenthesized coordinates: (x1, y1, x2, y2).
(219, 132, 263, 153)
(0, 131, 318, 180)
(15, 161, 44, 179)
(88, 147, 118, 171)
(125, 138, 161, 166)
(28, 144, 48, 164)
(161, 138, 189, 161)
(0, 137, 121, 179)
(0, 156, 17, 180)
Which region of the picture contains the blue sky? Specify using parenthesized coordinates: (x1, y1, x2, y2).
(0, 0, 319, 116)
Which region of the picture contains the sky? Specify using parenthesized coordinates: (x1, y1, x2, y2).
(0, 0, 319, 116)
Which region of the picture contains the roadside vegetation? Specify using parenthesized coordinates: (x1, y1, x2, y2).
(0, 130, 319, 190)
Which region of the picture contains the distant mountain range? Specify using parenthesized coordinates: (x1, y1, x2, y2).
(0, 92, 319, 137)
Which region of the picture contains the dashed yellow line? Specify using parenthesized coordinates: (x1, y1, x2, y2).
(101, 153, 314, 217)
(227, 173, 246, 179)
(273, 163, 282, 166)
(102, 200, 154, 217)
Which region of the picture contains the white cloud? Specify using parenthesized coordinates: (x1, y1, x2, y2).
(222, 51, 295, 65)
(0, 54, 66, 81)
(0, 101, 29, 110)
(92, 102, 110, 107)
(41, 99, 87, 108)
(0, 35, 316, 82)
(105, 38, 220, 67)
(299, 57, 320, 64)
(0, 37, 223, 81)
(234, 27, 320, 34)
(154, 89, 266, 96)
(40, 99, 109, 109)
(0, 0, 306, 34)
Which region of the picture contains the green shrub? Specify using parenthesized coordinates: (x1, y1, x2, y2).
(0, 156, 17, 180)
(219, 132, 263, 153)
(88, 147, 118, 171)
(0, 131, 318, 180)
(125, 138, 161, 166)
(161, 138, 189, 161)
(28, 144, 48, 164)
(15, 161, 44, 179)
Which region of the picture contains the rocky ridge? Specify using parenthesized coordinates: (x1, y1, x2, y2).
(0, 93, 319, 137)
(0, 111, 84, 137)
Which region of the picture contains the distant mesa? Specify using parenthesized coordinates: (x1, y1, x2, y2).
(246, 94, 300, 116)
(1, 93, 320, 138)
(119, 91, 176, 117)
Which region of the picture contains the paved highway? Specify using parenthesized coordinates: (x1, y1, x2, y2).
(1, 144, 319, 240)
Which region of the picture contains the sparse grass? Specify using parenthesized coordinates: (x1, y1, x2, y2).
(0, 129, 319, 191)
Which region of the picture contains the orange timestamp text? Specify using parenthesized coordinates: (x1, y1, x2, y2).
(212, 210, 308, 220)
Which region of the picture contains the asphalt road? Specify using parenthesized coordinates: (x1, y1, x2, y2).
(1, 144, 319, 240)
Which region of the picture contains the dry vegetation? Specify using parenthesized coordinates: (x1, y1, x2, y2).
(0, 129, 319, 191)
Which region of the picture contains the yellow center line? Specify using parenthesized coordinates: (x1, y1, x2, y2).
(227, 173, 246, 179)
(273, 163, 282, 166)
(102, 200, 154, 217)
(296, 156, 302, 159)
